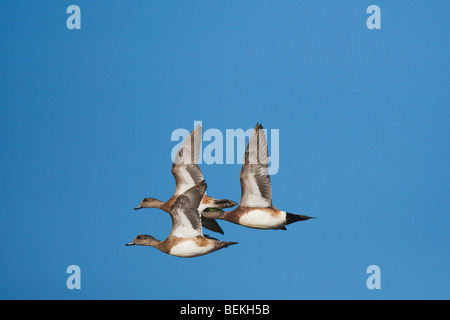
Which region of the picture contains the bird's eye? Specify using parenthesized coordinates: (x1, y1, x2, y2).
(137, 236, 142, 240)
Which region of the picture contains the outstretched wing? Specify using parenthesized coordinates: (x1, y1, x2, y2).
(239, 123, 272, 208)
(172, 125, 204, 195)
(169, 181, 207, 238)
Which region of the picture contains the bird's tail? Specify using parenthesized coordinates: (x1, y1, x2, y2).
(286, 212, 315, 225)
(222, 241, 239, 248)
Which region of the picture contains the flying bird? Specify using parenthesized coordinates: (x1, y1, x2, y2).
(134, 125, 237, 234)
(127, 181, 238, 257)
(202, 123, 314, 230)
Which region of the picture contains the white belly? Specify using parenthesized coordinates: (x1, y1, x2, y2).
(169, 239, 215, 258)
(238, 209, 286, 229)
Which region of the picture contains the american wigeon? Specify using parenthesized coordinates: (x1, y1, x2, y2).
(202, 123, 314, 230)
(134, 125, 237, 234)
(127, 181, 238, 257)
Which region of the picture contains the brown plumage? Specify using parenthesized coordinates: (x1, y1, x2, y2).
(134, 125, 237, 234)
(202, 123, 314, 230)
(127, 181, 238, 258)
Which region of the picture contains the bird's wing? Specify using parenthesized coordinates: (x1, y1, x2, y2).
(169, 181, 207, 238)
(239, 123, 272, 208)
(171, 125, 204, 195)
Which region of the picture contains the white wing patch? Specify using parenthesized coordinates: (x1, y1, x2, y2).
(241, 170, 271, 208)
(171, 208, 203, 238)
(175, 166, 196, 195)
(242, 174, 271, 207)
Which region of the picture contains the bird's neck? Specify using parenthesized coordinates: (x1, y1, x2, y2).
(152, 199, 165, 209)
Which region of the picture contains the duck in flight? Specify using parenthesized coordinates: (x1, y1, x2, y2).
(202, 123, 314, 230)
(134, 125, 237, 234)
(127, 181, 238, 257)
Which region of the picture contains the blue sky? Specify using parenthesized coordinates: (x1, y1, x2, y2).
(0, 1, 449, 299)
